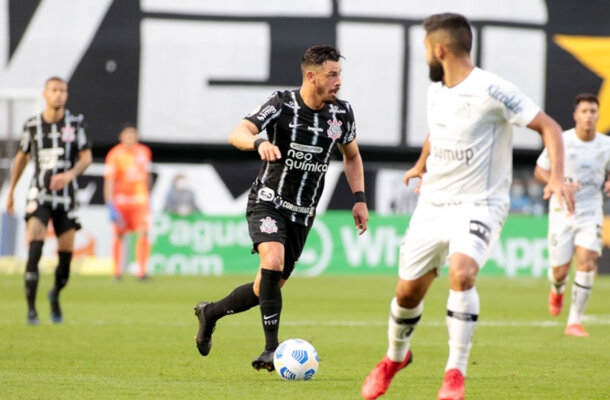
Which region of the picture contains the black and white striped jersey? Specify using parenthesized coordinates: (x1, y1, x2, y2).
(245, 89, 357, 226)
(19, 110, 91, 212)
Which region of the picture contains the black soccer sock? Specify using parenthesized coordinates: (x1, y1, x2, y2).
(258, 269, 282, 351)
(52, 251, 72, 295)
(24, 241, 43, 311)
(206, 282, 259, 320)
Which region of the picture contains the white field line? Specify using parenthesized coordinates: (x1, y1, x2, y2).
(66, 314, 610, 327)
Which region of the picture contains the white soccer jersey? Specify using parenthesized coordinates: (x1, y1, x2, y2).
(420, 68, 540, 206)
(537, 128, 610, 216)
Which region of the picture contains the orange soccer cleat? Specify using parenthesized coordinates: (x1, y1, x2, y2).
(361, 351, 413, 400)
(548, 290, 563, 316)
(564, 323, 589, 337)
(437, 368, 465, 400)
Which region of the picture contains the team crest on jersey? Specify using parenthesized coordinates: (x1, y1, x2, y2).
(260, 216, 278, 234)
(61, 126, 75, 142)
(327, 118, 342, 139)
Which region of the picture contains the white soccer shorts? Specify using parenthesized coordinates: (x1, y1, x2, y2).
(547, 211, 602, 267)
(398, 201, 507, 281)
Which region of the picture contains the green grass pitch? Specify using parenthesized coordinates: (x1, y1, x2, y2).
(1, 274, 609, 399)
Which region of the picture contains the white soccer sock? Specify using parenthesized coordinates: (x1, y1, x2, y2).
(386, 297, 423, 362)
(445, 288, 480, 376)
(567, 270, 594, 325)
(547, 267, 567, 294)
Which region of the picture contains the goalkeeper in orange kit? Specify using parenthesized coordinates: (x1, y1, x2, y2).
(104, 124, 152, 280)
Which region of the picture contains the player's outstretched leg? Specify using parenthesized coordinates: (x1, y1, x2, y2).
(251, 349, 276, 372)
(361, 351, 413, 400)
(194, 301, 216, 356)
(437, 368, 465, 400)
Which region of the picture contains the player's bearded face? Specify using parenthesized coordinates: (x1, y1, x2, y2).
(424, 36, 444, 83)
(428, 56, 444, 83)
(316, 61, 341, 103)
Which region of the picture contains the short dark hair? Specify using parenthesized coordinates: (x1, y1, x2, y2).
(301, 45, 343, 69)
(120, 122, 137, 131)
(423, 13, 472, 56)
(574, 93, 599, 109)
(45, 76, 66, 87)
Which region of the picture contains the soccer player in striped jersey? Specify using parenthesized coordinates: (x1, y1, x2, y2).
(6, 76, 92, 325)
(361, 14, 575, 400)
(535, 93, 610, 337)
(193, 44, 369, 371)
(103, 124, 152, 280)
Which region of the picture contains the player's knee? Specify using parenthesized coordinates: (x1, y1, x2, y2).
(577, 258, 597, 272)
(448, 267, 477, 289)
(259, 251, 284, 271)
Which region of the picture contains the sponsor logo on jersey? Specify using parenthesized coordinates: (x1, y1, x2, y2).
(288, 121, 302, 128)
(308, 126, 324, 134)
(286, 149, 328, 173)
(256, 105, 277, 121)
(259, 216, 278, 234)
(329, 104, 346, 114)
(289, 143, 323, 153)
(258, 186, 275, 201)
(39, 148, 66, 169)
(488, 84, 523, 114)
(61, 126, 76, 142)
(431, 145, 475, 165)
(327, 118, 342, 139)
(346, 121, 356, 142)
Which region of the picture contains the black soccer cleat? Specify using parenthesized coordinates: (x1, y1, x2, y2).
(251, 349, 276, 372)
(27, 309, 40, 326)
(48, 290, 62, 324)
(193, 301, 216, 356)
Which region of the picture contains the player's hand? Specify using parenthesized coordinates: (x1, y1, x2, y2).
(352, 202, 369, 235)
(543, 177, 576, 216)
(106, 202, 124, 227)
(403, 166, 425, 193)
(257, 141, 282, 162)
(49, 171, 75, 191)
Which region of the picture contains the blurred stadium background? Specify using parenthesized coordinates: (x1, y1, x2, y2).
(2, 0, 610, 276)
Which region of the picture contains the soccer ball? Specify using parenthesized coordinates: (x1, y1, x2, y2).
(273, 338, 319, 381)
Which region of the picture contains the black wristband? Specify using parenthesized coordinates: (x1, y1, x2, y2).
(253, 138, 267, 151)
(354, 191, 367, 203)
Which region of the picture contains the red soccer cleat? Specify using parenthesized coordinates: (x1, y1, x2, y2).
(548, 290, 563, 316)
(437, 368, 465, 400)
(361, 351, 413, 400)
(564, 323, 589, 337)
